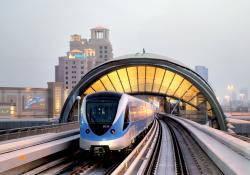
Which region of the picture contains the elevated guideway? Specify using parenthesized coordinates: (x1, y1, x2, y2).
(0, 129, 79, 174)
(0, 114, 250, 174)
(0, 121, 79, 141)
(158, 114, 250, 175)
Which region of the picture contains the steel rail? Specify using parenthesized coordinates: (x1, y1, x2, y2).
(165, 120, 189, 175)
(138, 119, 162, 175)
(70, 161, 99, 175)
(104, 161, 121, 175)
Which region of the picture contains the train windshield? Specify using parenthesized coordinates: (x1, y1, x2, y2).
(86, 100, 118, 124)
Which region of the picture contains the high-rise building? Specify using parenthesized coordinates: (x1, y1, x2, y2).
(55, 26, 113, 91)
(239, 88, 248, 102)
(195, 66, 208, 81)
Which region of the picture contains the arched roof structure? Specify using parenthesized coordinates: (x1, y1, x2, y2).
(60, 53, 227, 130)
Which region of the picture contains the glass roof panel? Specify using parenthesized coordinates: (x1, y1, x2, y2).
(146, 66, 156, 92)
(84, 87, 95, 94)
(107, 71, 124, 93)
(167, 74, 184, 96)
(91, 80, 106, 91)
(82, 65, 208, 110)
(175, 79, 192, 98)
(159, 70, 175, 94)
(117, 68, 131, 93)
(186, 103, 197, 111)
(152, 68, 165, 92)
(100, 75, 115, 91)
(189, 96, 197, 106)
(182, 86, 199, 102)
(207, 101, 212, 111)
(138, 66, 146, 91)
(127, 66, 138, 92)
(78, 65, 222, 129)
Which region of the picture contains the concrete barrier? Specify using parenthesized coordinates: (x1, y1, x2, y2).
(0, 132, 79, 173)
(166, 115, 250, 175)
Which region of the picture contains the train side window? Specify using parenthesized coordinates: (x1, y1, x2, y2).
(123, 105, 130, 130)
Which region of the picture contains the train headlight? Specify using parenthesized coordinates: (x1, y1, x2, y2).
(110, 129, 115, 135)
(85, 129, 90, 134)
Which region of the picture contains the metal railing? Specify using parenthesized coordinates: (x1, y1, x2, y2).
(0, 122, 79, 142)
(112, 120, 158, 175)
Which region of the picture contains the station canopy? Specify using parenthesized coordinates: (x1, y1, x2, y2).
(60, 53, 226, 131)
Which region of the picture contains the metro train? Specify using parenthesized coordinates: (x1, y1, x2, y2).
(79, 91, 155, 154)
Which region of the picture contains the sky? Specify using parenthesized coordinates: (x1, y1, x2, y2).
(0, 0, 250, 99)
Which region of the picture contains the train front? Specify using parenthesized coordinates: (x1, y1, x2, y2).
(79, 92, 130, 154)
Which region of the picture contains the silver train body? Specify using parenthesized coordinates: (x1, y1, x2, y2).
(79, 91, 155, 152)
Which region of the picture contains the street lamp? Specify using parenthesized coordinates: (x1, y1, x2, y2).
(227, 85, 234, 91)
(224, 95, 231, 116)
(227, 84, 235, 116)
(76, 96, 81, 122)
(239, 93, 245, 101)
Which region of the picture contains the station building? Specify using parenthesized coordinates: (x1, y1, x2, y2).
(60, 53, 227, 131)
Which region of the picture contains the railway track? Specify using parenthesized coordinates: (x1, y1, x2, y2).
(165, 120, 189, 175)
(142, 119, 162, 174)
(69, 161, 98, 175)
(111, 119, 162, 174)
(104, 161, 121, 175)
(163, 115, 223, 175)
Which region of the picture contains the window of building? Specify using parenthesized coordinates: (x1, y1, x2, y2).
(72, 66, 76, 69)
(66, 76, 68, 79)
(72, 71, 76, 74)
(100, 55, 103, 58)
(65, 66, 68, 69)
(65, 62, 68, 64)
(100, 46, 103, 49)
(104, 55, 107, 58)
(81, 66, 84, 69)
(105, 50, 107, 53)
(66, 81, 68, 84)
(81, 71, 84, 74)
(66, 71, 68, 74)
(81, 61, 84, 64)
(66, 86, 68, 89)
(104, 46, 108, 49)
(100, 50, 103, 53)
